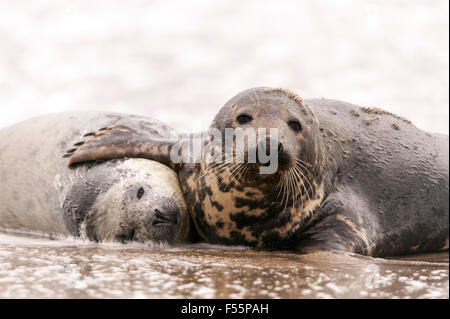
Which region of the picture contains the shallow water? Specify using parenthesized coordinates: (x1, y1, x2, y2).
(0, 232, 448, 299)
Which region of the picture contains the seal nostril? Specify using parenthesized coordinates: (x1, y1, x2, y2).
(278, 143, 283, 154)
(277, 142, 291, 166)
(137, 187, 145, 200)
(154, 209, 165, 220)
(152, 208, 175, 227)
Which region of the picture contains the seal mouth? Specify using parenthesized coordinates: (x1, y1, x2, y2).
(115, 228, 137, 243)
(238, 160, 290, 179)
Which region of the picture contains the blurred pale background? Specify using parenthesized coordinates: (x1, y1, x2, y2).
(0, 0, 448, 133)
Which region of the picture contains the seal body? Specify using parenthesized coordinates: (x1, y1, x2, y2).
(0, 112, 190, 243)
(185, 88, 449, 256)
(67, 88, 449, 256)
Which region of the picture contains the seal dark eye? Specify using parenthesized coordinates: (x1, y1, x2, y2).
(288, 120, 302, 132)
(137, 187, 145, 200)
(237, 114, 253, 125)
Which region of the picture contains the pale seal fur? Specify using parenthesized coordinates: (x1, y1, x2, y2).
(0, 112, 190, 243)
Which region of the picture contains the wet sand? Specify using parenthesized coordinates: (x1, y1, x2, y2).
(0, 232, 447, 299)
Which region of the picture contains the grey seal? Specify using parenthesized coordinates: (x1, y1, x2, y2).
(0, 112, 190, 244)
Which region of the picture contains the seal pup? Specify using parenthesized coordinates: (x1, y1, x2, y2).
(0, 112, 190, 244)
(66, 88, 449, 256)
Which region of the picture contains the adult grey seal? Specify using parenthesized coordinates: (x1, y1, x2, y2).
(0, 112, 190, 244)
(67, 88, 449, 256)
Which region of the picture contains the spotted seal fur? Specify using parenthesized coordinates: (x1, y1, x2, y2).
(67, 88, 449, 256)
(0, 112, 190, 244)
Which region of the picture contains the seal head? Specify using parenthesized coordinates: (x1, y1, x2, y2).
(186, 87, 325, 247)
(64, 159, 190, 244)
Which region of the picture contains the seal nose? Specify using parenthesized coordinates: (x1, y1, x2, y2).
(254, 138, 286, 167)
(277, 141, 291, 166)
(261, 138, 283, 154)
(152, 208, 179, 227)
(257, 137, 275, 156)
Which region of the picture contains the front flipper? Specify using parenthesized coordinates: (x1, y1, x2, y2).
(297, 186, 381, 256)
(66, 125, 179, 170)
